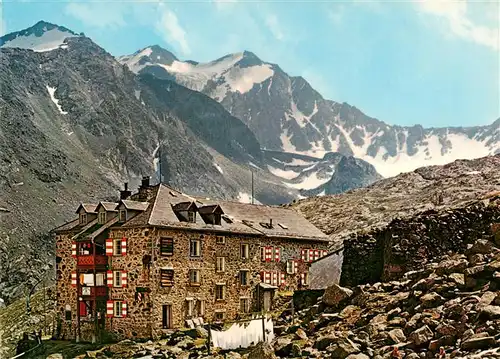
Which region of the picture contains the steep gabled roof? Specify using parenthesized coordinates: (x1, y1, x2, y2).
(119, 199, 149, 212)
(75, 203, 98, 214)
(198, 205, 223, 215)
(96, 201, 119, 212)
(122, 184, 329, 242)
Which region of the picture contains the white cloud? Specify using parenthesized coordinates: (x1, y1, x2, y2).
(328, 7, 344, 26)
(265, 14, 284, 41)
(417, 0, 499, 50)
(65, 3, 126, 29)
(213, 0, 238, 12)
(155, 7, 191, 55)
(0, 6, 5, 36)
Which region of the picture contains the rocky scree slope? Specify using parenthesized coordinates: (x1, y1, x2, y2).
(0, 24, 295, 304)
(120, 46, 500, 179)
(291, 154, 500, 242)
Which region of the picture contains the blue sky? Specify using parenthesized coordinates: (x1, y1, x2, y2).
(2, 0, 499, 128)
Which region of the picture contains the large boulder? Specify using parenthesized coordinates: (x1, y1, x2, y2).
(248, 342, 277, 359)
(323, 284, 353, 307)
(461, 336, 496, 350)
(409, 325, 434, 346)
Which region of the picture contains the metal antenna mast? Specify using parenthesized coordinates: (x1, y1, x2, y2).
(251, 170, 254, 205)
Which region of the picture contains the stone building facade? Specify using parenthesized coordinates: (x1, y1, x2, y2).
(54, 179, 330, 341)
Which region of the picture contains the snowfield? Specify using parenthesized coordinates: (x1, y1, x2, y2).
(1, 28, 75, 52)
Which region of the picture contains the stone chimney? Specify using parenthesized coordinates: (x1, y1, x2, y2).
(120, 182, 132, 200)
(137, 176, 154, 201)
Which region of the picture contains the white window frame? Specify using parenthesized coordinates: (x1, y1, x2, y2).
(98, 211, 107, 224)
(114, 301, 123, 317)
(186, 299, 195, 317)
(215, 310, 225, 321)
(113, 271, 122, 287)
(216, 236, 225, 244)
(303, 272, 309, 285)
(241, 244, 249, 259)
(198, 299, 205, 316)
(216, 257, 225, 272)
(215, 284, 226, 300)
(239, 270, 249, 286)
(240, 297, 250, 313)
(190, 239, 201, 257)
(113, 239, 122, 256)
(286, 260, 296, 274)
(305, 249, 311, 262)
(189, 269, 201, 285)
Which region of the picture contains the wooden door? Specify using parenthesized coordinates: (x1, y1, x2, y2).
(162, 305, 172, 329)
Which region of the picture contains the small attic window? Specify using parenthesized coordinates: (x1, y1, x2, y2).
(259, 222, 273, 229)
(79, 213, 87, 225)
(188, 211, 196, 223)
(277, 223, 288, 229)
(222, 215, 233, 224)
(242, 220, 253, 227)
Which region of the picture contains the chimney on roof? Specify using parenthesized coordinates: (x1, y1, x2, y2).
(269, 218, 273, 227)
(137, 175, 154, 202)
(141, 176, 150, 188)
(120, 182, 132, 200)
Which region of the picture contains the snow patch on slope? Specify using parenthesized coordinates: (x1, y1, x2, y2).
(225, 65, 274, 94)
(214, 162, 224, 174)
(278, 123, 497, 179)
(237, 192, 261, 204)
(46, 86, 67, 114)
(2, 28, 75, 52)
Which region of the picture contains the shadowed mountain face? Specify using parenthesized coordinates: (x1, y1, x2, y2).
(120, 46, 499, 179)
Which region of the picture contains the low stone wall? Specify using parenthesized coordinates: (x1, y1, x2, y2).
(340, 199, 500, 287)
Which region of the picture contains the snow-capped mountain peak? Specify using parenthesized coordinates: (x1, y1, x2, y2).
(119, 45, 499, 180)
(0, 20, 79, 52)
(119, 47, 275, 97)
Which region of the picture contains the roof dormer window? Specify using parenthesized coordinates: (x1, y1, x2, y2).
(79, 213, 87, 225)
(172, 202, 198, 223)
(119, 209, 127, 223)
(98, 211, 107, 224)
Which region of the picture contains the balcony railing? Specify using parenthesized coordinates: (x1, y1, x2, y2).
(77, 255, 107, 267)
(79, 286, 107, 297)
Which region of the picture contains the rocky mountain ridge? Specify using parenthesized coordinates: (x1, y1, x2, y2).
(291, 154, 500, 242)
(119, 46, 500, 179)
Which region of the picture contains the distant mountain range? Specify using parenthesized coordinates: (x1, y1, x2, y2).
(119, 45, 499, 179)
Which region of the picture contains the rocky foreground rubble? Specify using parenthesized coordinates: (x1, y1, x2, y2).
(61, 237, 500, 359)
